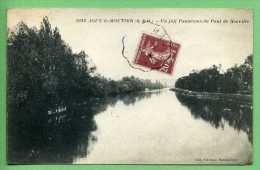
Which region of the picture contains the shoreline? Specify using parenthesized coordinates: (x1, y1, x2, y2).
(170, 87, 252, 103)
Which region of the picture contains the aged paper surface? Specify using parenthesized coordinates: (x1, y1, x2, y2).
(7, 9, 252, 164)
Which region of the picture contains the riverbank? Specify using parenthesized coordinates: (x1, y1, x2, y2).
(170, 88, 252, 103)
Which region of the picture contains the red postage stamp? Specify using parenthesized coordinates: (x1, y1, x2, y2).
(134, 33, 180, 74)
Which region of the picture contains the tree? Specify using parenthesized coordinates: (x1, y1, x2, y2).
(175, 56, 252, 94)
(8, 16, 165, 118)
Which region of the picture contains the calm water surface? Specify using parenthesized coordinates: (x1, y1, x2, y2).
(74, 89, 252, 164)
(8, 89, 252, 164)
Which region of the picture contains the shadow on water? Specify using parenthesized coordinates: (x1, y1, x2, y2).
(8, 91, 156, 164)
(175, 92, 252, 143)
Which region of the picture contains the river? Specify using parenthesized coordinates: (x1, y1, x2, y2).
(8, 89, 252, 164)
(74, 89, 252, 164)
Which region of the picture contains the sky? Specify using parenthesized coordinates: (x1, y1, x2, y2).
(7, 9, 253, 86)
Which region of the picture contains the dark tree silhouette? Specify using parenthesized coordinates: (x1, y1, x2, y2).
(175, 56, 252, 94)
(7, 17, 164, 163)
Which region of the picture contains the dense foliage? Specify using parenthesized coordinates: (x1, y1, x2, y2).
(175, 56, 252, 94)
(7, 17, 164, 163)
(8, 17, 164, 108)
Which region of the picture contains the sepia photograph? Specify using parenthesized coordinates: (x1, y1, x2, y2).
(7, 9, 252, 164)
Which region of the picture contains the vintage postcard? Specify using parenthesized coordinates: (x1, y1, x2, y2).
(7, 9, 253, 164)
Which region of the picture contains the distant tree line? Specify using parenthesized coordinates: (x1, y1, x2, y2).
(7, 17, 164, 108)
(175, 56, 252, 94)
(89, 76, 164, 97)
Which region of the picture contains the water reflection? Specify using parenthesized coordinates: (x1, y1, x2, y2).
(175, 92, 252, 143)
(8, 91, 154, 164)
